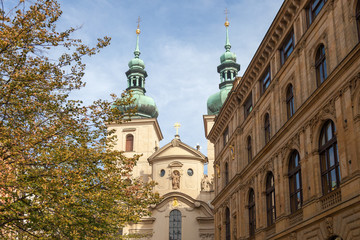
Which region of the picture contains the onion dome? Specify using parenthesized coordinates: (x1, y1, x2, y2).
(118, 19, 159, 119)
(130, 89, 159, 118)
(207, 18, 240, 115)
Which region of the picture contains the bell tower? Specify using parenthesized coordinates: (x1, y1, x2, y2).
(109, 18, 163, 180)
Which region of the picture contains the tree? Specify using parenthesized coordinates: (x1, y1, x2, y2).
(0, 0, 159, 239)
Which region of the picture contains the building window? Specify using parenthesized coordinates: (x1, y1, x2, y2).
(169, 209, 181, 240)
(223, 127, 229, 147)
(307, 0, 327, 26)
(247, 136, 252, 163)
(264, 113, 271, 144)
(266, 172, 276, 226)
(187, 168, 194, 176)
(225, 207, 230, 240)
(286, 84, 295, 119)
(125, 134, 134, 152)
(280, 31, 294, 65)
(357, 0, 360, 40)
(288, 150, 303, 213)
(225, 162, 229, 185)
(319, 120, 341, 194)
(160, 169, 166, 177)
(248, 189, 256, 237)
(315, 44, 327, 86)
(260, 67, 271, 94)
(244, 93, 253, 119)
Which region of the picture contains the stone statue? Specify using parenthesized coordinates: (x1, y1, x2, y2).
(201, 174, 212, 191)
(172, 170, 180, 189)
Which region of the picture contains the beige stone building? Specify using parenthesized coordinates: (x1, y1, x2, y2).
(108, 24, 215, 239)
(205, 0, 360, 239)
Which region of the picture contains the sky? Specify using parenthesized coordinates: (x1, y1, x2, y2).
(56, 0, 284, 155)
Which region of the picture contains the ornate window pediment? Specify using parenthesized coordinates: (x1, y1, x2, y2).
(168, 161, 183, 168)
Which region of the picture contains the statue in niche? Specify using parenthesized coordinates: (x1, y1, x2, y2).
(172, 170, 180, 189)
(201, 174, 212, 191)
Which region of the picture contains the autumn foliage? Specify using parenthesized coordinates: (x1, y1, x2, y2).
(0, 0, 159, 239)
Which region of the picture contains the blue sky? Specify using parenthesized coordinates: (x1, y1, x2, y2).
(58, 0, 284, 154)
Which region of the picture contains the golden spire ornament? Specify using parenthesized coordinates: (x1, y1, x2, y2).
(224, 8, 230, 27)
(136, 16, 141, 35)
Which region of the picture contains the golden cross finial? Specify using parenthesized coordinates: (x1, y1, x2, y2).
(136, 16, 141, 35)
(224, 8, 230, 27)
(137, 16, 141, 29)
(224, 8, 229, 21)
(174, 122, 181, 135)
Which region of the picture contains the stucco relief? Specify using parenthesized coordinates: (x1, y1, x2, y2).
(200, 233, 214, 240)
(325, 216, 334, 236)
(289, 231, 297, 240)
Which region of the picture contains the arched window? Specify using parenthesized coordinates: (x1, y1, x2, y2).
(225, 207, 230, 240)
(248, 189, 256, 237)
(264, 113, 271, 144)
(319, 120, 341, 194)
(286, 84, 295, 119)
(247, 136, 252, 163)
(169, 210, 181, 240)
(315, 44, 327, 85)
(266, 172, 276, 226)
(125, 134, 134, 152)
(357, 0, 360, 40)
(289, 150, 303, 213)
(225, 162, 229, 186)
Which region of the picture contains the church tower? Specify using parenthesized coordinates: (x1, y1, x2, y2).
(115, 19, 215, 240)
(108, 20, 163, 181)
(204, 15, 240, 178)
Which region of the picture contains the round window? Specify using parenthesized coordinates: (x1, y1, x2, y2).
(187, 168, 194, 176)
(160, 169, 165, 177)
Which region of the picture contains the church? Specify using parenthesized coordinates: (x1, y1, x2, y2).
(106, 15, 241, 239)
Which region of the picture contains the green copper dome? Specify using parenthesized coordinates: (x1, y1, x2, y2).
(117, 24, 159, 119)
(130, 89, 159, 118)
(207, 20, 240, 115)
(207, 85, 233, 115)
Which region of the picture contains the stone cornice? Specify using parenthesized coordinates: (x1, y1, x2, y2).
(107, 117, 164, 141)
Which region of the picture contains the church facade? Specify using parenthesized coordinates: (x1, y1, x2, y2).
(205, 0, 360, 240)
(108, 24, 215, 240)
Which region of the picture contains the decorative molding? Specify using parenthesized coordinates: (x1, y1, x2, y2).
(171, 138, 180, 147)
(325, 216, 334, 236)
(308, 98, 336, 143)
(168, 161, 183, 168)
(122, 128, 136, 132)
(289, 231, 297, 240)
(320, 188, 342, 209)
(199, 233, 214, 240)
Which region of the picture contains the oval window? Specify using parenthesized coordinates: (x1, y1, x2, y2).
(187, 168, 194, 176)
(160, 169, 165, 177)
